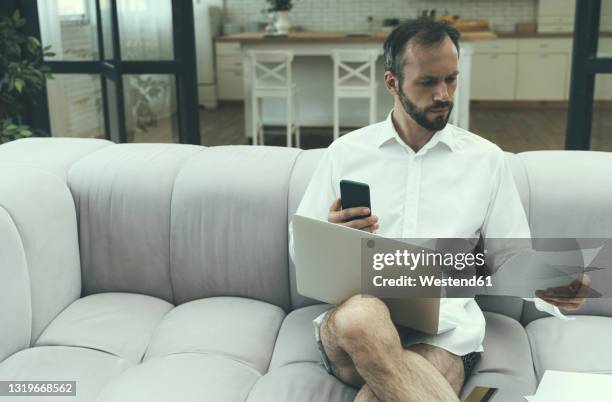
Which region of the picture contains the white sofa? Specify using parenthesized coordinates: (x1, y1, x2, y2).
(0, 137, 610, 402)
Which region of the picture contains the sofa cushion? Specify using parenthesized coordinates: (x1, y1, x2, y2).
(0, 346, 131, 402)
(526, 315, 612, 380)
(97, 353, 260, 402)
(144, 297, 285, 374)
(0, 168, 81, 343)
(461, 312, 537, 400)
(269, 304, 332, 369)
(0, 137, 112, 181)
(170, 146, 300, 309)
(287, 149, 327, 310)
(517, 151, 612, 237)
(68, 143, 203, 303)
(35, 293, 173, 364)
(247, 362, 357, 402)
(0, 207, 31, 362)
(252, 304, 356, 401)
(273, 307, 537, 400)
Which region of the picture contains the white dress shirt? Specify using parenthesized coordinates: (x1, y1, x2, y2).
(289, 109, 533, 356)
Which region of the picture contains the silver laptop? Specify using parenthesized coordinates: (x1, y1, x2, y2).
(292, 214, 440, 335)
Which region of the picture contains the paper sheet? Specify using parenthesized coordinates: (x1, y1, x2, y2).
(524, 370, 612, 401)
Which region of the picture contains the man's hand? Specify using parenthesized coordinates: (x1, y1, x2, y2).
(328, 197, 379, 233)
(535, 274, 591, 311)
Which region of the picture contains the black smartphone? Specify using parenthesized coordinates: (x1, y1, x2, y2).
(339, 179, 371, 220)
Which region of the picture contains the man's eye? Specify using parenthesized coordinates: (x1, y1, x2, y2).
(421, 80, 436, 86)
(446, 76, 457, 84)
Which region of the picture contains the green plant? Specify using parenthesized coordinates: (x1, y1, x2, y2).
(0, 9, 54, 143)
(267, 0, 293, 12)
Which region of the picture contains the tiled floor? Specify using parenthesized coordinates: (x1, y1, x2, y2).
(128, 101, 612, 153)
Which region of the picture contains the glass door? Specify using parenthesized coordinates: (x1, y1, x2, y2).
(25, 0, 200, 144)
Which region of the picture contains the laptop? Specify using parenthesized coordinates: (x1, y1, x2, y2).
(292, 214, 441, 334)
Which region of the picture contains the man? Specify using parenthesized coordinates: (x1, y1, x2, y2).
(290, 19, 588, 402)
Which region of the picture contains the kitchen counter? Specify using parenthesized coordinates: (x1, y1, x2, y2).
(495, 31, 612, 38)
(222, 30, 494, 140)
(217, 30, 497, 43)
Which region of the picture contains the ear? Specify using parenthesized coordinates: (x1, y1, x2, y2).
(384, 71, 400, 96)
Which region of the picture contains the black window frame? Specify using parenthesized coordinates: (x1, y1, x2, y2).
(20, 0, 200, 145)
(566, 0, 612, 150)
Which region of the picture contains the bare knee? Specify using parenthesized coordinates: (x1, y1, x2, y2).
(329, 294, 390, 342)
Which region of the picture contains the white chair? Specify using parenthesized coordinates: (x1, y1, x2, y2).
(332, 49, 380, 140)
(248, 50, 300, 147)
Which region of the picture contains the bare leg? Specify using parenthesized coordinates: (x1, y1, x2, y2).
(320, 294, 462, 402)
(354, 384, 379, 402)
(407, 344, 464, 395)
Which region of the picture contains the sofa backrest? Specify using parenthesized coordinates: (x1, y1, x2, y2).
(3, 139, 610, 323)
(0, 138, 112, 360)
(0, 167, 81, 359)
(512, 151, 612, 323)
(67, 143, 300, 311)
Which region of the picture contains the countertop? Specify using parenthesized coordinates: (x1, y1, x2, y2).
(216, 31, 497, 43)
(496, 31, 612, 38)
(216, 30, 612, 43)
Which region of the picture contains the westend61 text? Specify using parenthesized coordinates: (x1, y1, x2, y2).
(372, 275, 493, 287)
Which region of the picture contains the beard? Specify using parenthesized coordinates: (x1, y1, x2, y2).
(397, 86, 453, 132)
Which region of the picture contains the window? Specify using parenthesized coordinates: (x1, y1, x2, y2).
(58, 0, 88, 20)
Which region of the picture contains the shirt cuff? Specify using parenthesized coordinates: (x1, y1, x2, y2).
(524, 297, 576, 320)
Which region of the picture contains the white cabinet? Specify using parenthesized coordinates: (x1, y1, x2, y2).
(516, 38, 571, 100)
(601, 0, 612, 32)
(471, 39, 518, 100)
(516, 53, 569, 100)
(538, 0, 575, 33)
(470, 38, 574, 101)
(215, 42, 244, 100)
(471, 53, 518, 100)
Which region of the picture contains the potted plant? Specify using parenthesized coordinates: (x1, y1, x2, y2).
(267, 0, 294, 34)
(0, 9, 54, 144)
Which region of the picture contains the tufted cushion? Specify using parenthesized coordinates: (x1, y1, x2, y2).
(35, 293, 173, 364)
(526, 316, 612, 380)
(97, 353, 260, 402)
(461, 312, 537, 400)
(68, 143, 203, 303)
(144, 297, 285, 374)
(0, 346, 131, 402)
(170, 146, 300, 309)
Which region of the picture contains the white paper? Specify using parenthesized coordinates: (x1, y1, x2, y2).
(526, 370, 612, 402)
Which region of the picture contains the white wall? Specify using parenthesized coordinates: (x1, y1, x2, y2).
(224, 0, 537, 33)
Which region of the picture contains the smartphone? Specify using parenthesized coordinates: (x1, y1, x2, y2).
(339, 179, 371, 220)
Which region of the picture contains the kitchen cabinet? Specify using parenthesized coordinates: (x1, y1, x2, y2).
(516, 38, 571, 100)
(516, 53, 568, 100)
(470, 38, 573, 101)
(538, 0, 575, 33)
(471, 53, 517, 100)
(601, 0, 612, 32)
(471, 39, 518, 100)
(216, 42, 244, 100)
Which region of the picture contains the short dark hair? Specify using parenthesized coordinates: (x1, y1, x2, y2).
(383, 18, 460, 82)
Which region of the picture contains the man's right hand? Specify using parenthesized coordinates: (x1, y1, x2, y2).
(327, 197, 379, 233)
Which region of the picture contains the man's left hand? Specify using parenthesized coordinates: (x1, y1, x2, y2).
(535, 274, 591, 311)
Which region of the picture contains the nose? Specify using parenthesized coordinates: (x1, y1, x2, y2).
(433, 82, 451, 103)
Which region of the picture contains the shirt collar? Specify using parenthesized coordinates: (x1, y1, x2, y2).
(377, 109, 457, 153)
